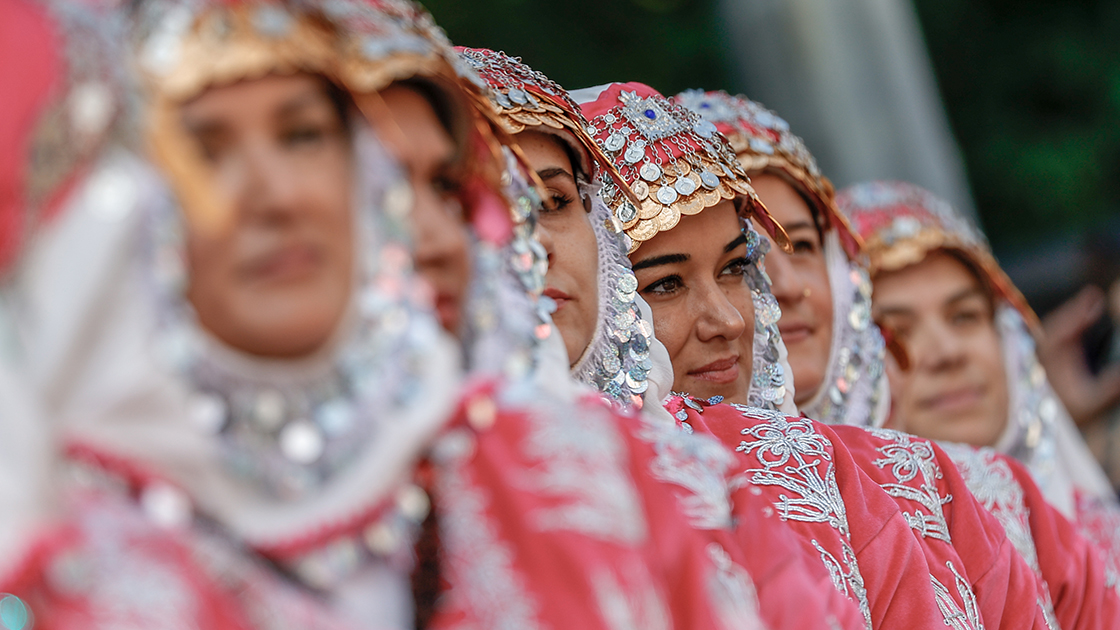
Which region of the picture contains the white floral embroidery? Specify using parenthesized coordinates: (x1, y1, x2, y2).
(731, 405, 872, 629)
(638, 417, 735, 530)
(705, 543, 765, 630)
(433, 429, 544, 630)
(930, 561, 984, 630)
(593, 562, 671, 630)
(523, 400, 646, 544)
(865, 427, 952, 543)
(939, 442, 1040, 574)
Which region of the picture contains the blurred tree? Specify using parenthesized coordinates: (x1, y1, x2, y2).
(914, 0, 1120, 251)
(422, 0, 734, 99)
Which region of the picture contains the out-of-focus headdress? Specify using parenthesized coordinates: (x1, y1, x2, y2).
(837, 180, 1035, 329)
(680, 91, 888, 427)
(131, 0, 498, 234)
(576, 83, 795, 413)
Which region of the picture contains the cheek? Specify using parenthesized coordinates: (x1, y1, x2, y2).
(645, 300, 689, 366)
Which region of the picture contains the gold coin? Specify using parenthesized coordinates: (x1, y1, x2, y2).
(539, 115, 565, 130)
(632, 180, 650, 201)
(628, 218, 659, 242)
(728, 177, 753, 194)
(656, 205, 681, 231)
(671, 160, 691, 177)
(640, 198, 662, 220)
(508, 111, 541, 126)
(697, 188, 721, 208)
(678, 194, 704, 215)
(718, 183, 735, 200)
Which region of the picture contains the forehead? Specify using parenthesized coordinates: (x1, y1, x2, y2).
(747, 172, 814, 228)
(630, 201, 741, 261)
(873, 250, 985, 309)
(515, 130, 575, 172)
(181, 73, 330, 122)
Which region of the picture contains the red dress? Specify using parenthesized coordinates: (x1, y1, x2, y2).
(828, 425, 1055, 629)
(431, 382, 864, 629)
(667, 394, 1050, 630)
(940, 443, 1120, 630)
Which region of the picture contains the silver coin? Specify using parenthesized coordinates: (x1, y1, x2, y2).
(639, 162, 661, 181)
(656, 186, 679, 205)
(624, 144, 646, 164)
(605, 132, 626, 152)
(674, 176, 697, 196)
(699, 171, 720, 189)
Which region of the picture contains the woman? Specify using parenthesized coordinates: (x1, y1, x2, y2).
(839, 180, 1120, 602)
(573, 82, 1065, 629)
(460, 46, 869, 630)
(678, 92, 1120, 628)
(674, 89, 888, 428)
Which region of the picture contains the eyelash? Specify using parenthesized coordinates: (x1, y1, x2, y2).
(542, 191, 576, 213)
(721, 257, 751, 277)
(640, 257, 751, 297)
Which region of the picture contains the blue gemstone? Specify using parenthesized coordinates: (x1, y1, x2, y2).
(643, 109, 657, 119)
(700, 103, 711, 108)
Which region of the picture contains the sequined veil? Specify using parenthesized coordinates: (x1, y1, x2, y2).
(676, 90, 890, 428)
(837, 180, 1116, 514)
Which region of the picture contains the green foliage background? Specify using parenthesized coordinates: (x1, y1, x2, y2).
(424, 0, 1120, 253)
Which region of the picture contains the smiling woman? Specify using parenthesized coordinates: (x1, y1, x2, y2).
(577, 82, 794, 410)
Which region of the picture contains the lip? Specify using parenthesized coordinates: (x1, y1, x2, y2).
(543, 287, 572, 312)
(244, 243, 321, 283)
(778, 323, 813, 344)
(688, 355, 741, 385)
(434, 292, 460, 330)
(919, 385, 985, 413)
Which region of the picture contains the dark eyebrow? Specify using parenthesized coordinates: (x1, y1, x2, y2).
(945, 286, 988, 307)
(632, 253, 689, 272)
(724, 233, 747, 253)
(781, 220, 816, 234)
(536, 167, 576, 184)
(276, 89, 332, 119)
(875, 305, 915, 319)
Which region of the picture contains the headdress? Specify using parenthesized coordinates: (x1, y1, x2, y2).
(576, 83, 795, 413)
(575, 82, 789, 254)
(680, 91, 888, 427)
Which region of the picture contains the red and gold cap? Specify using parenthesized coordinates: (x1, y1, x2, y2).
(838, 180, 1037, 330)
(133, 0, 498, 234)
(675, 90, 861, 260)
(456, 47, 632, 192)
(575, 82, 788, 253)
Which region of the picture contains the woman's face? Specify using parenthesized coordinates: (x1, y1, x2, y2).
(630, 201, 755, 403)
(749, 173, 833, 405)
(516, 130, 598, 366)
(372, 84, 471, 334)
(180, 73, 354, 358)
(872, 250, 1009, 446)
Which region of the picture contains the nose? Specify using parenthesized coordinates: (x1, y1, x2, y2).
(762, 237, 806, 308)
(694, 281, 748, 344)
(913, 318, 968, 374)
(238, 140, 300, 226)
(411, 183, 467, 276)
